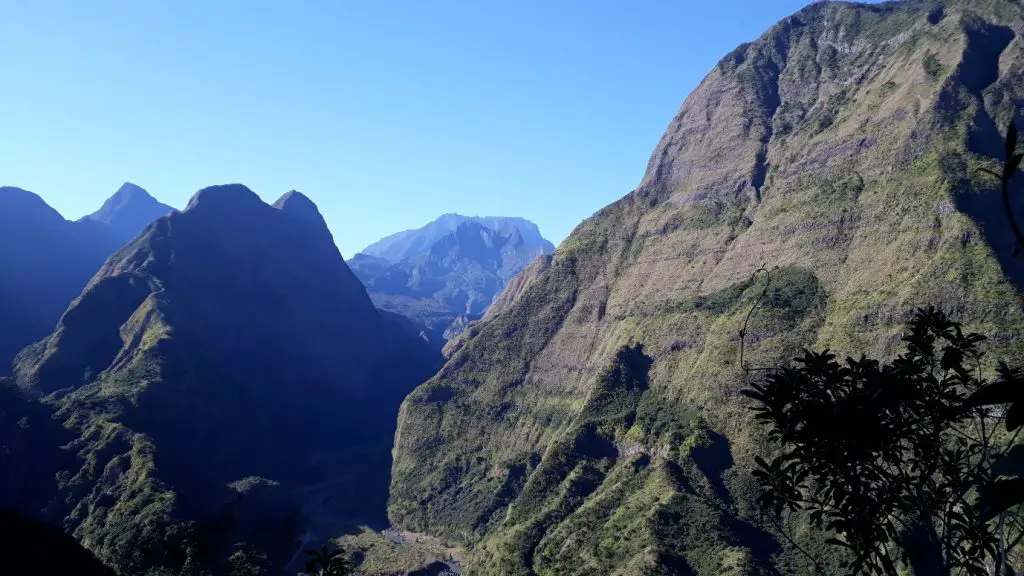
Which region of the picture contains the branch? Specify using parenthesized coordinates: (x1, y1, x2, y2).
(762, 510, 828, 575)
(740, 264, 776, 373)
(977, 121, 1024, 252)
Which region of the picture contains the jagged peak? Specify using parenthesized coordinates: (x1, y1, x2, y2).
(111, 182, 153, 202)
(184, 184, 264, 214)
(88, 182, 165, 217)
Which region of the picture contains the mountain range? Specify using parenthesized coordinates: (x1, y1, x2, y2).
(0, 183, 176, 374)
(349, 215, 555, 346)
(4, 185, 442, 574)
(389, 1, 1024, 574)
(3, 0, 1024, 574)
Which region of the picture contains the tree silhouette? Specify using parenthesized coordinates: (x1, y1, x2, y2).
(302, 545, 351, 576)
(743, 308, 1010, 575)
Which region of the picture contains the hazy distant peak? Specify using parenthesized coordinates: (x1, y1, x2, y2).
(84, 182, 176, 240)
(112, 182, 151, 201)
(89, 182, 161, 216)
(359, 213, 553, 262)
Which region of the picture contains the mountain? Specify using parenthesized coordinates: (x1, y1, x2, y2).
(0, 187, 126, 373)
(12, 185, 441, 574)
(389, 1, 1024, 574)
(350, 217, 556, 346)
(359, 214, 554, 262)
(82, 182, 176, 241)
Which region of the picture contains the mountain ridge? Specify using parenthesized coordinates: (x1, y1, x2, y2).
(11, 184, 442, 574)
(0, 187, 127, 374)
(389, 1, 1024, 574)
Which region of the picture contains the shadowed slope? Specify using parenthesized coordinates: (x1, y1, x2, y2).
(14, 184, 441, 573)
(0, 187, 125, 374)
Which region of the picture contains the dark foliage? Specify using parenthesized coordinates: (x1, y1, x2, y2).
(744, 308, 1004, 575)
(303, 545, 352, 576)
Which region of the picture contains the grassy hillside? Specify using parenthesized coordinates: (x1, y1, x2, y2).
(390, 1, 1024, 573)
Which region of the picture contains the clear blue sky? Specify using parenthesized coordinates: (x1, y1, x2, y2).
(0, 0, 823, 257)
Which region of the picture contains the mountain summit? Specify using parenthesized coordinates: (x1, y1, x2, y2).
(390, 1, 1024, 574)
(82, 182, 175, 240)
(359, 214, 554, 262)
(349, 215, 555, 345)
(12, 184, 440, 574)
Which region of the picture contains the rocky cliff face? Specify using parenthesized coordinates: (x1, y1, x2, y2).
(350, 218, 555, 346)
(390, 1, 1024, 574)
(13, 185, 441, 574)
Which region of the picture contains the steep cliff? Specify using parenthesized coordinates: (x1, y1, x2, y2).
(390, 2, 1024, 574)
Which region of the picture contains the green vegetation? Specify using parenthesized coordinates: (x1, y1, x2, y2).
(4, 187, 440, 576)
(389, 1, 1024, 574)
(923, 52, 945, 80)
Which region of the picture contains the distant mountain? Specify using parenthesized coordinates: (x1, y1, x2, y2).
(0, 187, 125, 373)
(349, 216, 555, 346)
(81, 182, 176, 241)
(12, 185, 441, 574)
(359, 213, 554, 262)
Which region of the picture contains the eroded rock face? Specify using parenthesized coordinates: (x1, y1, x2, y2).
(390, 2, 1024, 574)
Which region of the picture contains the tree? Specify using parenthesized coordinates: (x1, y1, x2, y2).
(302, 545, 351, 576)
(743, 308, 1008, 575)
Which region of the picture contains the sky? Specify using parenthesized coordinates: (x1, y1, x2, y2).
(0, 0, 828, 257)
